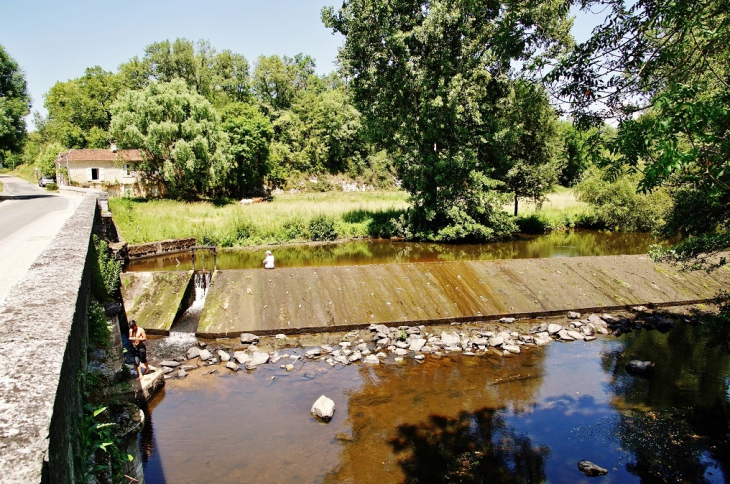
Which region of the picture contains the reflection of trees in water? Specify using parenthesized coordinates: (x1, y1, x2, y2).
(325, 353, 547, 483)
(601, 321, 730, 482)
(389, 408, 548, 484)
(128, 229, 666, 271)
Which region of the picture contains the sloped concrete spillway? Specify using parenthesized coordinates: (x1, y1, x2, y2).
(196, 254, 730, 337)
(120, 271, 193, 335)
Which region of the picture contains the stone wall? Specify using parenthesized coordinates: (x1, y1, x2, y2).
(127, 237, 196, 260)
(0, 195, 99, 483)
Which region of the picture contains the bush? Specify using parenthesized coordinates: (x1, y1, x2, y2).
(281, 216, 308, 240)
(90, 236, 121, 302)
(575, 168, 671, 232)
(45, 182, 58, 191)
(88, 299, 110, 349)
(309, 214, 338, 241)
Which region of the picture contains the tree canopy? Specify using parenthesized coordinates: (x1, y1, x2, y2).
(0, 44, 31, 162)
(110, 79, 233, 198)
(323, 0, 573, 240)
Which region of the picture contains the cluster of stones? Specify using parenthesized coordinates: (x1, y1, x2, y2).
(155, 308, 677, 378)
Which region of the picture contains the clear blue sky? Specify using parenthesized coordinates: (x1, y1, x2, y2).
(0, 0, 604, 124)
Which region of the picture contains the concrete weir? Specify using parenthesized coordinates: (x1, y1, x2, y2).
(120, 271, 193, 335)
(197, 254, 730, 337)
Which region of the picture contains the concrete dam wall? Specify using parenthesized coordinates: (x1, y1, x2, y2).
(193, 254, 730, 337)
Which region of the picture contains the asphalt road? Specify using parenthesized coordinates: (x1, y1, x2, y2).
(0, 175, 78, 301)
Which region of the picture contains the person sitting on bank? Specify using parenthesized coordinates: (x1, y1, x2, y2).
(263, 250, 275, 269)
(129, 320, 148, 380)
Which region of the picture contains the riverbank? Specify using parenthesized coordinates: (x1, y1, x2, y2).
(110, 189, 596, 247)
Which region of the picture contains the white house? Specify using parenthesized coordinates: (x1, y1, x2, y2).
(55, 146, 160, 197)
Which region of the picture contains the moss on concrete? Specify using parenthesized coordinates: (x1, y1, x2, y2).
(120, 271, 193, 335)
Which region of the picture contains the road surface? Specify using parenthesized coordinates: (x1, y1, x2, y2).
(0, 175, 79, 301)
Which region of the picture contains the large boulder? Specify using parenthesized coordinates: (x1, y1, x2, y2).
(218, 350, 231, 362)
(311, 395, 336, 420)
(409, 338, 427, 352)
(186, 347, 201, 360)
(249, 351, 270, 367)
(233, 351, 251, 365)
(198, 349, 213, 361)
(547, 324, 562, 335)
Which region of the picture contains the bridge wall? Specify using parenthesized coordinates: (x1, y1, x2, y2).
(0, 195, 99, 483)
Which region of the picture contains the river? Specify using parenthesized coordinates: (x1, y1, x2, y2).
(140, 319, 730, 484)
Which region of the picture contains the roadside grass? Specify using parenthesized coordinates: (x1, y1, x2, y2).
(1, 163, 37, 185)
(0, 180, 3, 192)
(109, 190, 411, 246)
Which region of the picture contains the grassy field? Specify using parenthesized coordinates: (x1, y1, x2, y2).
(110, 191, 411, 246)
(110, 187, 594, 246)
(511, 187, 595, 233)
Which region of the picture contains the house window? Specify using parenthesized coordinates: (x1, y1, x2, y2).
(124, 164, 135, 176)
(86, 167, 104, 181)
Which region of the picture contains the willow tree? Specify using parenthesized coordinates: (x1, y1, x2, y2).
(323, 0, 573, 241)
(110, 79, 233, 198)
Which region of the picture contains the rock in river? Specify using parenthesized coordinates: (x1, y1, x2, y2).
(577, 460, 608, 477)
(160, 360, 181, 368)
(625, 360, 655, 376)
(240, 333, 260, 345)
(363, 355, 380, 365)
(440, 331, 460, 347)
(311, 395, 336, 420)
(186, 347, 201, 360)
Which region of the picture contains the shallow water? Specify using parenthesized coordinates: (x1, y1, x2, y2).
(126, 230, 664, 272)
(141, 322, 730, 484)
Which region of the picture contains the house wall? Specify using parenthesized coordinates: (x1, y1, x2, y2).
(63, 160, 162, 198)
(66, 160, 136, 187)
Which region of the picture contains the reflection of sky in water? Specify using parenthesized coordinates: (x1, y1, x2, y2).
(141, 324, 729, 484)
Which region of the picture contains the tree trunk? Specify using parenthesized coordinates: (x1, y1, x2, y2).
(514, 194, 519, 216)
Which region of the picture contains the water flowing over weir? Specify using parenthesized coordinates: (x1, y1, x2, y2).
(170, 272, 211, 333)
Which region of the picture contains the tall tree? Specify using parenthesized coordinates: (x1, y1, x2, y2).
(43, 66, 124, 148)
(323, 0, 573, 241)
(252, 54, 317, 114)
(220, 102, 273, 195)
(494, 81, 564, 215)
(0, 44, 31, 161)
(109, 79, 233, 199)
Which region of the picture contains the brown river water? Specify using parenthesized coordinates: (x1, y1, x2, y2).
(126, 230, 664, 272)
(141, 321, 730, 484)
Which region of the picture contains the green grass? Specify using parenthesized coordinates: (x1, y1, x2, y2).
(109, 190, 410, 246)
(512, 188, 597, 233)
(0, 180, 3, 192)
(1, 163, 38, 185)
(110, 187, 599, 246)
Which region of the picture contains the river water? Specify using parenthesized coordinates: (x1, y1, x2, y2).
(140, 320, 730, 484)
(126, 230, 665, 272)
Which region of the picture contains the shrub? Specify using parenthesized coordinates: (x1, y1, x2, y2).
(309, 214, 338, 241)
(88, 299, 110, 350)
(281, 216, 308, 240)
(45, 182, 58, 191)
(575, 168, 671, 232)
(90, 236, 121, 302)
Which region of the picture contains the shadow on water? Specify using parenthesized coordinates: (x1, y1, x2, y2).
(600, 319, 730, 483)
(126, 229, 669, 272)
(388, 408, 548, 484)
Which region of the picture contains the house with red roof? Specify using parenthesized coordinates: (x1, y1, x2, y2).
(54, 145, 161, 197)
